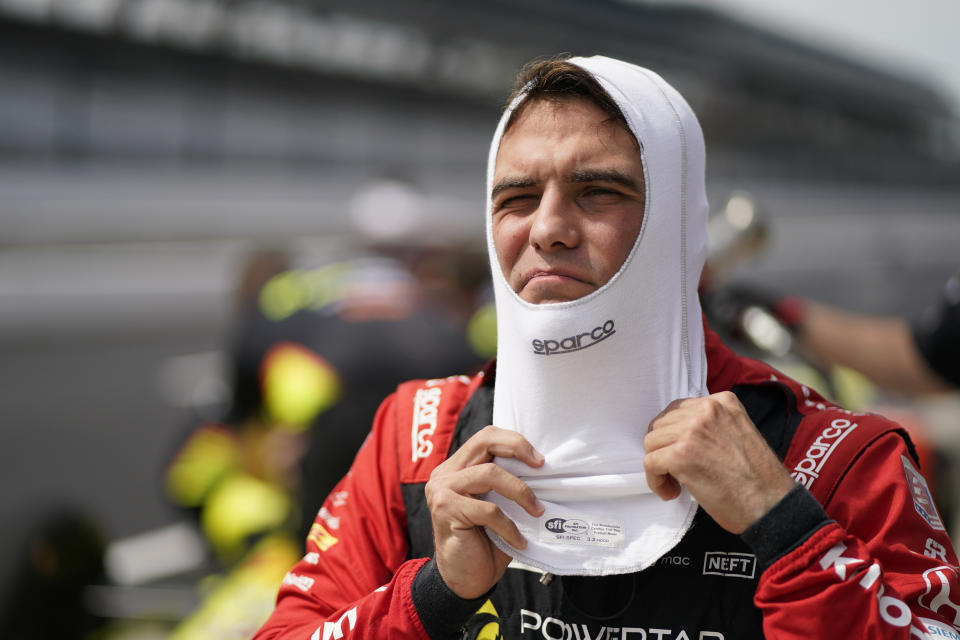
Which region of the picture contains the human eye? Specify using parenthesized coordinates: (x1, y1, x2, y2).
(580, 186, 623, 203)
(495, 192, 538, 213)
(584, 186, 617, 196)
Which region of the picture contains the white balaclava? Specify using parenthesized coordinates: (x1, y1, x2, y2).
(484, 55, 710, 576)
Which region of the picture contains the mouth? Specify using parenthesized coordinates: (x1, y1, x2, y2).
(521, 270, 589, 290)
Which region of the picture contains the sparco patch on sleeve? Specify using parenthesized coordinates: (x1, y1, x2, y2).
(790, 417, 858, 491)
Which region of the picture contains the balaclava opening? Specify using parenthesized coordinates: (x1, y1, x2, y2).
(484, 55, 710, 576)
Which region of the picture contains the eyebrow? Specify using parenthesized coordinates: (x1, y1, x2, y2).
(490, 176, 537, 200)
(491, 168, 640, 200)
(569, 168, 639, 191)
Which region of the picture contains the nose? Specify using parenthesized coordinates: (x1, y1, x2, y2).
(529, 188, 580, 252)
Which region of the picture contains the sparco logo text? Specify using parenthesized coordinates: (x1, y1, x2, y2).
(791, 418, 857, 490)
(532, 320, 616, 356)
(411, 387, 442, 462)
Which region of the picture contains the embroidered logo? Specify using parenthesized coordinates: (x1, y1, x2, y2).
(282, 572, 315, 592)
(702, 552, 757, 579)
(532, 320, 616, 355)
(903, 455, 945, 531)
(411, 386, 442, 462)
(791, 418, 858, 490)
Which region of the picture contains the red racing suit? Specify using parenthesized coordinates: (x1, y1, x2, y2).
(254, 325, 960, 639)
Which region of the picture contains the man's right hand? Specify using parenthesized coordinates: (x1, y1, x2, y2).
(424, 425, 545, 599)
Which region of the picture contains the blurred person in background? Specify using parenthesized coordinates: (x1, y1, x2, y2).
(0, 509, 106, 640)
(164, 200, 492, 639)
(731, 269, 960, 396)
(253, 55, 960, 640)
(707, 268, 960, 537)
(700, 199, 957, 542)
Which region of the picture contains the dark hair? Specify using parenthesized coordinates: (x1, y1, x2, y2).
(504, 56, 628, 132)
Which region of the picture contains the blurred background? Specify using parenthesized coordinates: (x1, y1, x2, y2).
(1, 0, 958, 637)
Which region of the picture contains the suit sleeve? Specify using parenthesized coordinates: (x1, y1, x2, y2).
(253, 393, 432, 640)
(750, 431, 960, 638)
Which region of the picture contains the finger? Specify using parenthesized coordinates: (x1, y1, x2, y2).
(648, 396, 700, 427)
(643, 421, 680, 453)
(647, 471, 681, 501)
(468, 426, 545, 469)
(646, 403, 698, 440)
(444, 425, 545, 470)
(468, 500, 528, 550)
(712, 390, 745, 413)
(432, 489, 528, 549)
(444, 463, 545, 517)
(643, 450, 682, 501)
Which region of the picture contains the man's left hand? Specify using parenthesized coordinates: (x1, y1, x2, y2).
(643, 391, 795, 534)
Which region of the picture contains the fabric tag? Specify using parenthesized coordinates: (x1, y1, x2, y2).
(538, 512, 626, 548)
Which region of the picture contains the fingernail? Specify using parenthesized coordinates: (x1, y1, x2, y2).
(533, 450, 545, 464)
(534, 498, 545, 514)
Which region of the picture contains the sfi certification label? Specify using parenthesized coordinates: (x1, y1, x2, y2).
(539, 513, 625, 548)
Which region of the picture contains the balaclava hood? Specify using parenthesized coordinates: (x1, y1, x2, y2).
(484, 55, 709, 575)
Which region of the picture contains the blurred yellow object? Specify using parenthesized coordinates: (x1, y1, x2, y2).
(830, 365, 877, 412)
(771, 360, 877, 412)
(261, 342, 341, 432)
(169, 533, 301, 640)
(258, 269, 308, 322)
(772, 360, 832, 402)
(165, 425, 240, 508)
(259, 263, 351, 322)
(201, 473, 292, 563)
(467, 302, 498, 360)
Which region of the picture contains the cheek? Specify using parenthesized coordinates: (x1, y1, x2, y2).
(493, 219, 529, 276)
(615, 227, 641, 262)
(593, 222, 640, 280)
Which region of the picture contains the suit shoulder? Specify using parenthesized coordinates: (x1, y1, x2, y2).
(393, 371, 487, 483)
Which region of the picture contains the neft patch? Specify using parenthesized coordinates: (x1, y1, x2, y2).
(902, 455, 945, 532)
(702, 552, 757, 579)
(539, 513, 625, 548)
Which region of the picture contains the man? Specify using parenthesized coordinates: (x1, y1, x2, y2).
(255, 55, 960, 639)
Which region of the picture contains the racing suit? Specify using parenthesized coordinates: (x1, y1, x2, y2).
(254, 324, 960, 639)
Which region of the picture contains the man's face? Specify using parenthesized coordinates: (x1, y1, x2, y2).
(491, 97, 645, 304)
